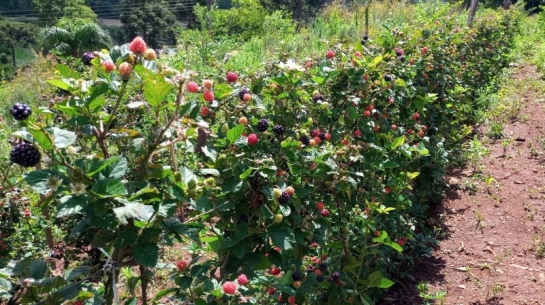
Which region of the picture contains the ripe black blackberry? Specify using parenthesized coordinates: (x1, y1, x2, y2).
(10, 103, 32, 121)
(81, 52, 94, 65)
(313, 94, 324, 103)
(273, 125, 284, 135)
(399, 55, 406, 62)
(395, 50, 403, 57)
(318, 132, 326, 141)
(10, 143, 41, 167)
(291, 271, 302, 281)
(238, 214, 248, 223)
(278, 191, 290, 204)
(384, 74, 392, 81)
(316, 275, 325, 282)
(257, 119, 269, 132)
(321, 295, 329, 302)
(331, 271, 340, 281)
(300, 135, 310, 146)
(319, 263, 327, 271)
(238, 88, 250, 101)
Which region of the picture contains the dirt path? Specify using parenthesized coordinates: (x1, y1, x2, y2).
(381, 64, 545, 305)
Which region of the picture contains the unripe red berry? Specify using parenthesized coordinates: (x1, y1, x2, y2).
(187, 81, 199, 93)
(226, 71, 238, 83)
(203, 90, 214, 102)
(102, 61, 115, 73)
(223, 281, 237, 294)
(247, 133, 258, 146)
(129, 36, 147, 54)
(119, 62, 132, 78)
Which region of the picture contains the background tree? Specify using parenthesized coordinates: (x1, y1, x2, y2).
(0, 21, 37, 68)
(32, 0, 97, 26)
(258, 0, 327, 21)
(120, 0, 178, 49)
(38, 17, 112, 57)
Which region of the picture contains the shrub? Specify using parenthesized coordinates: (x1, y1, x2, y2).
(0, 4, 522, 305)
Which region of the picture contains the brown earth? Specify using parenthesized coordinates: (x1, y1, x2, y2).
(380, 64, 545, 305)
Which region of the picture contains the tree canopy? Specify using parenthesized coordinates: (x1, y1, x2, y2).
(120, 0, 178, 49)
(39, 17, 112, 56)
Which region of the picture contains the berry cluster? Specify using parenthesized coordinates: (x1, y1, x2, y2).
(10, 103, 32, 121)
(257, 119, 269, 132)
(10, 143, 41, 167)
(278, 191, 290, 204)
(81, 52, 94, 65)
(273, 125, 284, 135)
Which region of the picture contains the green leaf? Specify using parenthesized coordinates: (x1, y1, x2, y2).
(30, 260, 48, 279)
(391, 136, 405, 150)
(239, 168, 253, 179)
(25, 127, 53, 150)
(57, 195, 89, 217)
(91, 229, 116, 248)
(407, 172, 420, 179)
(0, 277, 12, 293)
(113, 200, 154, 225)
(154, 288, 178, 300)
(23, 169, 66, 195)
(133, 243, 159, 267)
(92, 179, 127, 197)
(47, 79, 71, 91)
(114, 227, 139, 248)
(143, 74, 173, 107)
(64, 266, 90, 281)
(281, 139, 301, 148)
(273, 284, 296, 295)
(227, 124, 244, 144)
(181, 167, 196, 187)
(46, 127, 77, 149)
(367, 271, 394, 288)
(269, 225, 295, 251)
(56, 64, 80, 79)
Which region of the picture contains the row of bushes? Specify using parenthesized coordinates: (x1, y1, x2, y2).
(0, 3, 522, 305)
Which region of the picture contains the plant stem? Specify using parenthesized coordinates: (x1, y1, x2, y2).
(34, 162, 54, 252)
(140, 264, 148, 305)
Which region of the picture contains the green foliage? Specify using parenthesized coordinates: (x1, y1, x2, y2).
(120, 0, 178, 49)
(194, 0, 269, 40)
(0, 20, 38, 67)
(0, 2, 526, 305)
(39, 17, 113, 57)
(32, 0, 97, 26)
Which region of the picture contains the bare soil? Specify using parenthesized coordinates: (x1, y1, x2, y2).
(380, 64, 545, 305)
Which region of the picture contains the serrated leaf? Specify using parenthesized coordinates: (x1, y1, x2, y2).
(23, 169, 66, 195)
(134, 243, 159, 267)
(367, 271, 394, 288)
(407, 171, 420, 179)
(391, 136, 405, 150)
(64, 266, 91, 281)
(92, 178, 127, 196)
(57, 195, 89, 217)
(114, 227, 139, 248)
(143, 74, 173, 107)
(227, 124, 244, 144)
(44, 127, 76, 149)
(47, 79, 71, 91)
(113, 200, 154, 224)
(30, 260, 48, 279)
(269, 225, 295, 251)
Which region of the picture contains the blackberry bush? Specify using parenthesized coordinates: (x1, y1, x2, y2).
(257, 119, 269, 132)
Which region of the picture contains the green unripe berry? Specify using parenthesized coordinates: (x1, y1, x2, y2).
(273, 188, 282, 198)
(274, 214, 283, 223)
(187, 179, 197, 189)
